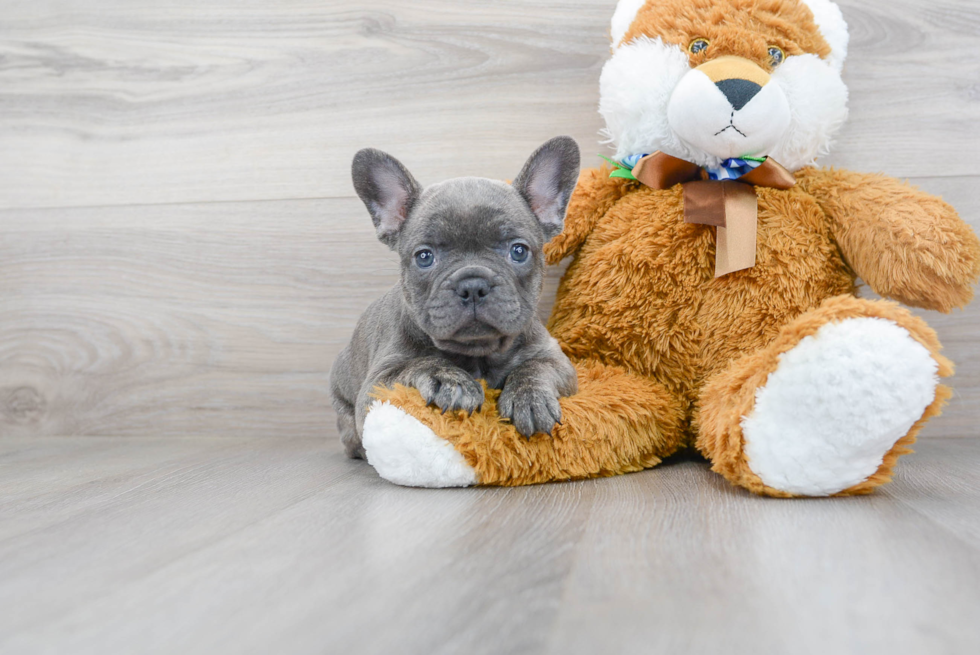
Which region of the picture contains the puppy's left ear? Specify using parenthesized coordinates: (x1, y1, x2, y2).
(513, 136, 581, 240)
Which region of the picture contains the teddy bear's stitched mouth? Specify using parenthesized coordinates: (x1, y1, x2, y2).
(714, 123, 747, 138)
(714, 110, 747, 138)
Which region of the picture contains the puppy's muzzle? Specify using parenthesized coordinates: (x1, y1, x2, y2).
(450, 266, 495, 306)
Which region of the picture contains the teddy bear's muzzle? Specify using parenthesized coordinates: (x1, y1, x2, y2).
(666, 55, 791, 161)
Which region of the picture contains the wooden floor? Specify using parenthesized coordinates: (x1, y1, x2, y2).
(2, 436, 979, 654)
(2, 1, 980, 652)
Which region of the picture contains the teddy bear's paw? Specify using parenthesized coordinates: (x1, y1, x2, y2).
(361, 400, 478, 488)
(741, 317, 939, 496)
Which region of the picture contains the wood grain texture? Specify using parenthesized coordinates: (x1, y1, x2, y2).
(1, 0, 979, 438)
(0, 0, 978, 209)
(1, 436, 978, 654)
(2, 177, 977, 438)
(0, 198, 374, 437)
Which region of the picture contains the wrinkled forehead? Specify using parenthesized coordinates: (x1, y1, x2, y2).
(622, 0, 830, 65)
(403, 178, 539, 249)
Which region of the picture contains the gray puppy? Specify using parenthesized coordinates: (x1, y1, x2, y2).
(331, 136, 581, 459)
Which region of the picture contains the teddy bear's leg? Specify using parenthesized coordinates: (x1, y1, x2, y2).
(697, 295, 953, 497)
(362, 360, 687, 487)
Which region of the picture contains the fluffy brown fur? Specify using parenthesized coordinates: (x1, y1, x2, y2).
(796, 168, 980, 312)
(372, 359, 686, 486)
(546, 166, 859, 416)
(621, 0, 831, 67)
(696, 295, 954, 496)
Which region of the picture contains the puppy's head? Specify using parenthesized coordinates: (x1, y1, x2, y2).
(601, 0, 849, 172)
(352, 136, 580, 357)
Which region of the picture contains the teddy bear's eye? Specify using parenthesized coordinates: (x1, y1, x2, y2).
(689, 38, 710, 55)
(768, 46, 785, 67)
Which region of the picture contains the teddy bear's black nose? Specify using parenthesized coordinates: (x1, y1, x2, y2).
(716, 78, 762, 111)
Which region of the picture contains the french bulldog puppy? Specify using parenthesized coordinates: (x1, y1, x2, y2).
(331, 136, 581, 459)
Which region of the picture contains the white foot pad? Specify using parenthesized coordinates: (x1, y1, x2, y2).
(362, 401, 478, 488)
(742, 317, 938, 496)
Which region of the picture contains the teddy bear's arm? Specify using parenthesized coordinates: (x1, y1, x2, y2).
(544, 166, 631, 265)
(797, 168, 980, 313)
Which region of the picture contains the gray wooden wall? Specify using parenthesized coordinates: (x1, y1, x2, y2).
(1, 0, 978, 439)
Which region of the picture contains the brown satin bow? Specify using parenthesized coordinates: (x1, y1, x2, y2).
(630, 151, 796, 277)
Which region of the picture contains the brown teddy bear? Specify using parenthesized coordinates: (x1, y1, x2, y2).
(357, 0, 980, 496)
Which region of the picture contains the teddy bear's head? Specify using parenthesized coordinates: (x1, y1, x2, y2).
(600, 0, 849, 172)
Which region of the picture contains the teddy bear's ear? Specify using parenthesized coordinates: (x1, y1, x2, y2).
(801, 0, 849, 72)
(513, 136, 581, 240)
(610, 0, 648, 48)
(351, 148, 422, 249)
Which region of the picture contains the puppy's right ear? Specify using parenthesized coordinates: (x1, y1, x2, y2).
(351, 148, 421, 248)
(513, 136, 581, 240)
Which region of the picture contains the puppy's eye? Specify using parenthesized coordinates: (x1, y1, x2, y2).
(509, 243, 530, 263)
(689, 38, 710, 54)
(768, 46, 785, 68)
(414, 249, 435, 268)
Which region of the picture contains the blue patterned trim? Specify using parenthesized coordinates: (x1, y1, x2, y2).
(705, 157, 765, 181)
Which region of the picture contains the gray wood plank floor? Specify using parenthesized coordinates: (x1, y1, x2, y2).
(1, 436, 979, 655)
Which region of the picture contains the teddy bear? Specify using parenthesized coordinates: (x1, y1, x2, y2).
(355, 0, 980, 497)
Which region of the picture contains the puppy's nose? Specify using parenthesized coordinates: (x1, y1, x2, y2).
(455, 277, 491, 304)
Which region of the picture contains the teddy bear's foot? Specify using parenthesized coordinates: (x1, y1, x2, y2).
(364, 360, 687, 486)
(742, 317, 937, 495)
(361, 401, 478, 488)
(698, 296, 953, 497)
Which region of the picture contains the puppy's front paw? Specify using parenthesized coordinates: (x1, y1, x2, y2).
(411, 367, 485, 415)
(498, 381, 562, 439)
